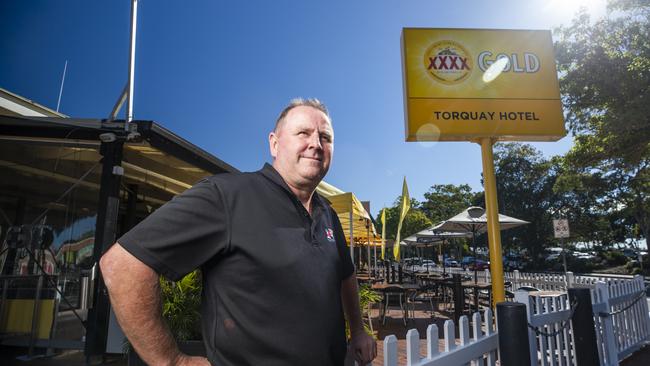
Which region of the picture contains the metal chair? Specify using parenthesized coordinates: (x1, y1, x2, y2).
(381, 286, 407, 326)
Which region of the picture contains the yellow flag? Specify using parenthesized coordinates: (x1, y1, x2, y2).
(380, 208, 386, 260)
(393, 177, 410, 261)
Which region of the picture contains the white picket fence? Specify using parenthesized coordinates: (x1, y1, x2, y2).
(381, 276, 650, 366)
(426, 266, 642, 293)
(515, 291, 577, 365)
(592, 276, 650, 365)
(383, 309, 497, 366)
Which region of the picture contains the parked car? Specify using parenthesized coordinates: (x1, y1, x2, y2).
(413, 260, 437, 273)
(443, 258, 459, 267)
(468, 259, 490, 270)
(461, 256, 489, 269)
(461, 256, 475, 269)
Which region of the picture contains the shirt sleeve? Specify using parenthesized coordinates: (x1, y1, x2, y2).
(331, 211, 355, 280)
(117, 179, 230, 281)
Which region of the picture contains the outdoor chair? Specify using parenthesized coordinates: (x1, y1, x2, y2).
(380, 286, 407, 326)
(407, 285, 436, 319)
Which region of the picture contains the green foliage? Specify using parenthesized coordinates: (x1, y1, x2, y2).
(600, 250, 630, 266)
(160, 271, 202, 341)
(554, 0, 650, 245)
(346, 284, 382, 339)
(421, 184, 477, 224)
(492, 143, 560, 264)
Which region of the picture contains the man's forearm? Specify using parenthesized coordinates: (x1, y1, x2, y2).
(340, 274, 365, 335)
(100, 243, 182, 366)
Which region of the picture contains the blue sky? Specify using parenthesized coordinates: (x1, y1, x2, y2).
(0, 0, 608, 217)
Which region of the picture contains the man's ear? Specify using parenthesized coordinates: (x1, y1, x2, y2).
(269, 132, 278, 158)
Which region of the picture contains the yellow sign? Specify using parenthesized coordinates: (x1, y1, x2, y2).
(402, 28, 566, 141)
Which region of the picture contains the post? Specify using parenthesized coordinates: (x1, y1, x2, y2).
(398, 263, 403, 283)
(452, 274, 464, 322)
(513, 291, 537, 365)
(496, 302, 531, 366)
(513, 269, 520, 289)
(566, 271, 575, 288)
(568, 288, 601, 366)
(561, 237, 568, 276)
(349, 210, 354, 263)
(595, 282, 618, 365)
(125, 0, 138, 127)
(85, 138, 125, 359)
(480, 138, 505, 304)
(27, 274, 44, 358)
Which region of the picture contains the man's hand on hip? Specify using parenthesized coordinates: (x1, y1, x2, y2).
(350, 331, 377, 365)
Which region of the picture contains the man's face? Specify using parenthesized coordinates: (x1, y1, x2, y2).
(269, 105, 334, 190)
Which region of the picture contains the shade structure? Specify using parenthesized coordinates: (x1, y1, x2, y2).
(431, 206, 529, 234)
(433, 206, 529, 282)
(401, 229, 473, 247)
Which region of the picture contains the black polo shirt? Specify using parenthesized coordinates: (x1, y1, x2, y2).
(118, 163, 355, 365)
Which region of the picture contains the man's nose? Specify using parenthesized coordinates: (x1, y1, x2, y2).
(308, 133, 322, 149)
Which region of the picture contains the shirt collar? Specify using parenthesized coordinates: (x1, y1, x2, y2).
(259, 163, 326, 210)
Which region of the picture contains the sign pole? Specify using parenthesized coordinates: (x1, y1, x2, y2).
(480, 138, 505, 305)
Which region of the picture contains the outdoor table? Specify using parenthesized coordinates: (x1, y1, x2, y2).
(425, 275, 493, 321)
(356, 274, 374, 283)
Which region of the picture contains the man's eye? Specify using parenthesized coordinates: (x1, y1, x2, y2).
(320, 135, 332, 142)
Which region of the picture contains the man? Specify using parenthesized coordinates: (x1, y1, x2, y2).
(100, 99, 376, 365)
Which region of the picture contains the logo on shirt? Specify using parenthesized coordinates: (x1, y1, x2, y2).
(325, 228, 335, 242)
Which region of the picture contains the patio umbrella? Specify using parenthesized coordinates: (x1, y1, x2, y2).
(432, 206, 529, 283)
(401, 229, 472, 275)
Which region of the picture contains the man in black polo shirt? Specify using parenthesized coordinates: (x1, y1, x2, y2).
(100, 99, 376, 365)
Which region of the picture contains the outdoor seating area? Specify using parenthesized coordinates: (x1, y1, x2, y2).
(358, 261, 497, 333)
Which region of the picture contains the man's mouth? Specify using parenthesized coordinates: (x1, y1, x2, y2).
(302, 156, 322, 162)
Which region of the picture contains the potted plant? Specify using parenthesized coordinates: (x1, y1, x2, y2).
(127, 270, 205, 365)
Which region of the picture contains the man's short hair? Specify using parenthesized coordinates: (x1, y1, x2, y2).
(274, 98, 330, 132)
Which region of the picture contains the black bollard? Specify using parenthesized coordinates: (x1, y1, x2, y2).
(496, 302, 531, 366)
(568, 288, 600, 366)
(452, 274, 464, 322)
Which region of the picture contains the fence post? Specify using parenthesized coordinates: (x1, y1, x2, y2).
(514, 290, 537, 366)
(566, 271, 574, 288)
(383, 334, 398, 366)
(568, 287, 601, 366)
(513, 270, 519, 289)
(496, 302, 531, 366)
(595, 282, 618, 366)
(634, 275, 650, 337)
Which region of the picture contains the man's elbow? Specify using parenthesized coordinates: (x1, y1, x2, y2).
(99, 244, 119, 288)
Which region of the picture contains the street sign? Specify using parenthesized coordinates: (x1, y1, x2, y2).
(553, 219, 570, 238)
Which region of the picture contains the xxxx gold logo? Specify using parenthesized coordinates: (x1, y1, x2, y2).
(424, 40, 472, 84)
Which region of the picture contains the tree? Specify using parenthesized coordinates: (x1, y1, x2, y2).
(554, 0, 650, 243)
(421, 184, 477, 224)
(491, 143, 559, 263)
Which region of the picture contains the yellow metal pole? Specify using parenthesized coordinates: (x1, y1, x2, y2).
(480, 138, 505, 305)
